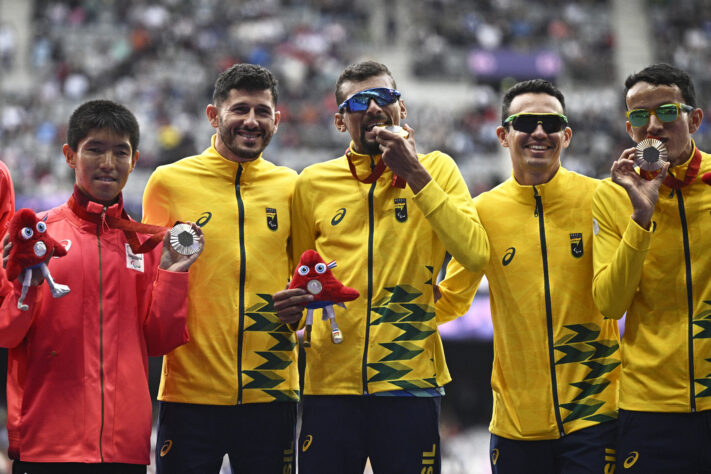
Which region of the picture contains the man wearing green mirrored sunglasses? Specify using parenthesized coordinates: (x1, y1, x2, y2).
(593, 63, 711, 473)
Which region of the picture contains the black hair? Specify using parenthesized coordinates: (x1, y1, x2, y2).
(213, 63, 279, 106)
(624, 63, 698, 108)
(335, 60, 397, 104)
(66, 99, 139, 152)
(501, 79, 566, 123)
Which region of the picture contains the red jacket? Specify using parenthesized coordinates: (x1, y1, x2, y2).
(0, 191, 190, 464)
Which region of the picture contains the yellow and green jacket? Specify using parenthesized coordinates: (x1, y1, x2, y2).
(291, 144, 489, 396)
(438, 167, 620, 440)
(142, 135, 299, 405)
(592, 144, 711, 413)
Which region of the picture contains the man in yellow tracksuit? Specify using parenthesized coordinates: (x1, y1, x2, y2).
(438, 79, 620, 473)
(274, 60, 489, 474)
(592, 63, 711, 473)
(142, 64, 299, 473)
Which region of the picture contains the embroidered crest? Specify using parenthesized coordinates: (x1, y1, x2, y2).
(266, 208, 278, 231)
(569, 232, 583, 258)
(394, 198, 407, 222)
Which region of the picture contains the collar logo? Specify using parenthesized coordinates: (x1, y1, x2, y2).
(331, 208, 346, 226)
(570, 232, 583, 258)
(196, 212, 212, 227)
(502, 247, 515, 266)
(266, 207, 278, 231)
(395, 198, 407, 222)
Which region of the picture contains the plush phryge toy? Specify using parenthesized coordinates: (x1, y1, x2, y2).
(288, 249, 359, 346)
(6, 208, 70, 311)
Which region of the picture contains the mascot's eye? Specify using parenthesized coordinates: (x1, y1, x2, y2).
(36, 221, 47, 233)
(298, 265, 310, 276)
(315, 263, 327, 274)
(21, 227, 33, 240)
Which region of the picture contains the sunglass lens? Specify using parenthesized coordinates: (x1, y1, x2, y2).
(656, 104, 679, 122)
(512, 115, 565, 133)
(628, 110, 650, 127)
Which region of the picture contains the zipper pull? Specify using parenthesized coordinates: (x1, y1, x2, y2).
(533, 186, 541, 217)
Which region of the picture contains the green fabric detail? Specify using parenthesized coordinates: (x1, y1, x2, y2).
(243, 370, 285, 389)
(378, 342, 425, 361)
(254, 351, 293, 370)
(367, 362, 413, 382)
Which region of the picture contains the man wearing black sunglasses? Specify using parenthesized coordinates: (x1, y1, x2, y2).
(273, 60, 489, 473)
(438, 79, 620, 473)
(592, 64, 711, 473)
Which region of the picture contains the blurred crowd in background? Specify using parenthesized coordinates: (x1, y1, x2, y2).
(1, 0, 710, 472)
(1, 0, 709, 218)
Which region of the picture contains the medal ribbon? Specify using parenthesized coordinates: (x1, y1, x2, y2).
(67, 193, 168, 254)
(346, 148, 406, 188)
(640, 147, 702, 190)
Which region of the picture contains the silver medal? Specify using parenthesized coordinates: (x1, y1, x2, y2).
(634, 138, 668, 171)
(169, 223, 202, 256)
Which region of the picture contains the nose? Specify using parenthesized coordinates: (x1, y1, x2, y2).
(531, 123, 547, 137)
(98, 152, 117, 169)
(647, 113, 665, 134)
(244, 108, 259, 126)
(365, 98, 384, 114)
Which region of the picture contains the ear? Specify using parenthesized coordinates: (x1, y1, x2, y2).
(561, 127, 572, 148)
(688, 107, 704, 134)
(496, 126, 509, 148)
(399, 99, 407, 120)
(63, 144, 77, 168)
(206, 104, 219, 129)
(334, 112, 347, 133)
(625, 120, 634, 140)
(130, 150, 139, 172)
(273, 109, 281, 133)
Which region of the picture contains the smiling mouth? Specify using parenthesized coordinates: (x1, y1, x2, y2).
(96, 176, 116, 182)
(525, 144, 551, 151)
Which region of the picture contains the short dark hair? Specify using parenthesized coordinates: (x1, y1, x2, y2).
(501, 79, 566, 122)
(213, 63, 279, 106)
(67, 99, 140, 153)
(335, 60, 397, 104)
(624, 63, 698, 108)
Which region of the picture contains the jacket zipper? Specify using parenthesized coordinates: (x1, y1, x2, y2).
(533, 187, 565, 437)
(97, 206, 106, 461)
(675, 190, 696, 411)
(235, 165, 246, 404)
(361, 160, 377, 394)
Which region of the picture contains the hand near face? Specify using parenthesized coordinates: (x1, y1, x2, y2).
(611, 147, 669, 230)
(373, 124, 431, 193)
(159, 222, 204, 272)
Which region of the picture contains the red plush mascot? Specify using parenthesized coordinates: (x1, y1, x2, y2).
(6, 208, 70, 311)
(288, 249, 359, 346)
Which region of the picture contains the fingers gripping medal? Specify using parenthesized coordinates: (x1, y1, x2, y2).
(634, 138, 668, 172)
(169, 223, 202, 255)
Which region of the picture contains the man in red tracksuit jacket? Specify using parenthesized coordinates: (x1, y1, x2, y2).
(0, 100, 203, 474)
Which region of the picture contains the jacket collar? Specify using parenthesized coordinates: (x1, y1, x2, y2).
(201, 134, 265, 180)
(69, 185, 124, 220)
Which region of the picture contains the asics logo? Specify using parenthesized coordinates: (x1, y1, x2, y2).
(502, 247, 515, 266)
(160, 440, 173, 457)
(331, 208, 346, 226)
(302, 434, 313, 452)
(196, 212, 212, 227)
(623, 451, 639, 468)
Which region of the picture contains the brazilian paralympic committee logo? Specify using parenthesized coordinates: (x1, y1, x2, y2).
(331, 208, 346, 226)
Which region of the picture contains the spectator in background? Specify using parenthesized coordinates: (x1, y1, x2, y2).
(592, 63, 711, 473)
(273, 60, 489, 474)
(142, 63, 299, 474)
(0, 99, 202, 474)
(437, 79, 619, 473)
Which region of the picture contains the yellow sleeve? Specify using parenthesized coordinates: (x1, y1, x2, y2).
(591, 180, 652, 319)
(435, 257, 484, 325)
(142, 168, 173, 227)
(290, 172, 317, 270)
(412, 153, 489, 273)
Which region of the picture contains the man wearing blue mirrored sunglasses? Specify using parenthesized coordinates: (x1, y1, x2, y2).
(593, 63, 711, 473)
(273, 60, 490, 474)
